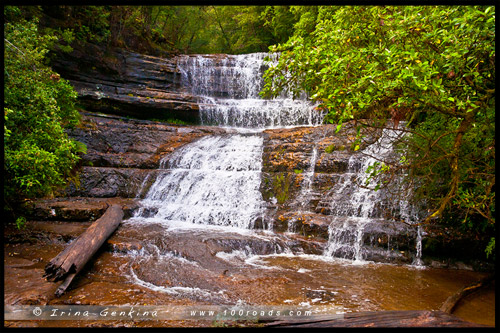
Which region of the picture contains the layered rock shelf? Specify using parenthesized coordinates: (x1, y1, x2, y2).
(51, 45, 201, 123)
(30, 111, 415, 264)
(64, 112, 226, 198)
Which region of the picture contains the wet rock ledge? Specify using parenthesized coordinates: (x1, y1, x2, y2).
(51, 44, 200, 123)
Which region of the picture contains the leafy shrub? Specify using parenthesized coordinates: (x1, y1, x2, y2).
(4, 17, 85, 203)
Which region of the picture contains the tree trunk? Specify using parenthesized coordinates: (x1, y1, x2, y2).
(440, 273, 495, 314)
(44, 204, 123, 296)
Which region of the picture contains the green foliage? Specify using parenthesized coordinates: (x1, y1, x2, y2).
(55, 6, 110, 44)
(150, 118, 190, 125)
(263, 6, 494, 123)
(15, 216, 27, 229)
(325, 144, 336, 154)
(485, 237, 495, 259)
(4, 17, 85, 202)
(325, 143, 345, 154)
(4, 6, 23, 21)
(273, 173, 291, 205)
(289, 6, 319, 38)
(262, 6, 495, 254)
(42, 27, 75, 54)
(178, 6, 295, 54)
(364, 161, 391, 191)
(23, 6, 299, 55)
(261, 6, 297, 45)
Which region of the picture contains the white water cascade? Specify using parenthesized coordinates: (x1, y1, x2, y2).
(294, 146, 319, 211)
(132, 53, 324, 230)
(323, 127, 421, 263)
(176, 53, 324, 129)
(134, 134, 266, 229)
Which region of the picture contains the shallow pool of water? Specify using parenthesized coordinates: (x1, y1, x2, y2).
(108, 221, 495, 326)
(4, 221, 494, 327)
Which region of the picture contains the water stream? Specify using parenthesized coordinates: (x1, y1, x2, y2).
(134, 134, 265, 229)
(295, 145, 319, 211)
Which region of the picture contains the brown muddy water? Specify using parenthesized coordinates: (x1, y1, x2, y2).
(4, 220, 495, 328)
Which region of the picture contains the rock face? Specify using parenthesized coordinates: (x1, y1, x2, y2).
(260, 123, 378, 211)
(260, 123, 379, 226)
(51, 44, 200, 123)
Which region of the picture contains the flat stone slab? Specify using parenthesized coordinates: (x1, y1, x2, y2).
(25, 197, 140, 221)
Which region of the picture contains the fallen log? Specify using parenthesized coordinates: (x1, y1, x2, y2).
(440, 273, 495, 314)
(44, 204, 123, 297)
(264, 310, 490, 328)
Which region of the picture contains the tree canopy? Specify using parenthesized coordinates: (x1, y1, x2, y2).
(16, 5, 299, 55)
(261, 6, 495, 257)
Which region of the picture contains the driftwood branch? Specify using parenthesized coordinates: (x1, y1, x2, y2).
(440, 273, 495, 314)
(44, 204, 123, 296)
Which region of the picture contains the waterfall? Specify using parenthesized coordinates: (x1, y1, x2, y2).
(132, 52, 324, 230)
(134, 134, 265, 229)
(413, 225, 423, 266)
(176, 53, 324, 129)
(323, 154, 378, 262)
(294, 145, 319, 211)
(323, 127, 421, 262)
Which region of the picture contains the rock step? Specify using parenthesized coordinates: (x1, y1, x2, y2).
(24, 197, 141, 221)
(271, 211, 417, 255)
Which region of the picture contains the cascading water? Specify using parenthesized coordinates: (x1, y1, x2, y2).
(133, 53, 323, 229)
(134, 134, 265, 229)
(176, 53, 324, 129)
(414, 225, 423, 266)
(323, 127, 421, 263)
(294, 145, 319, 211)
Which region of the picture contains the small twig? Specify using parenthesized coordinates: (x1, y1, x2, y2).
(4, 38, 37, 71)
